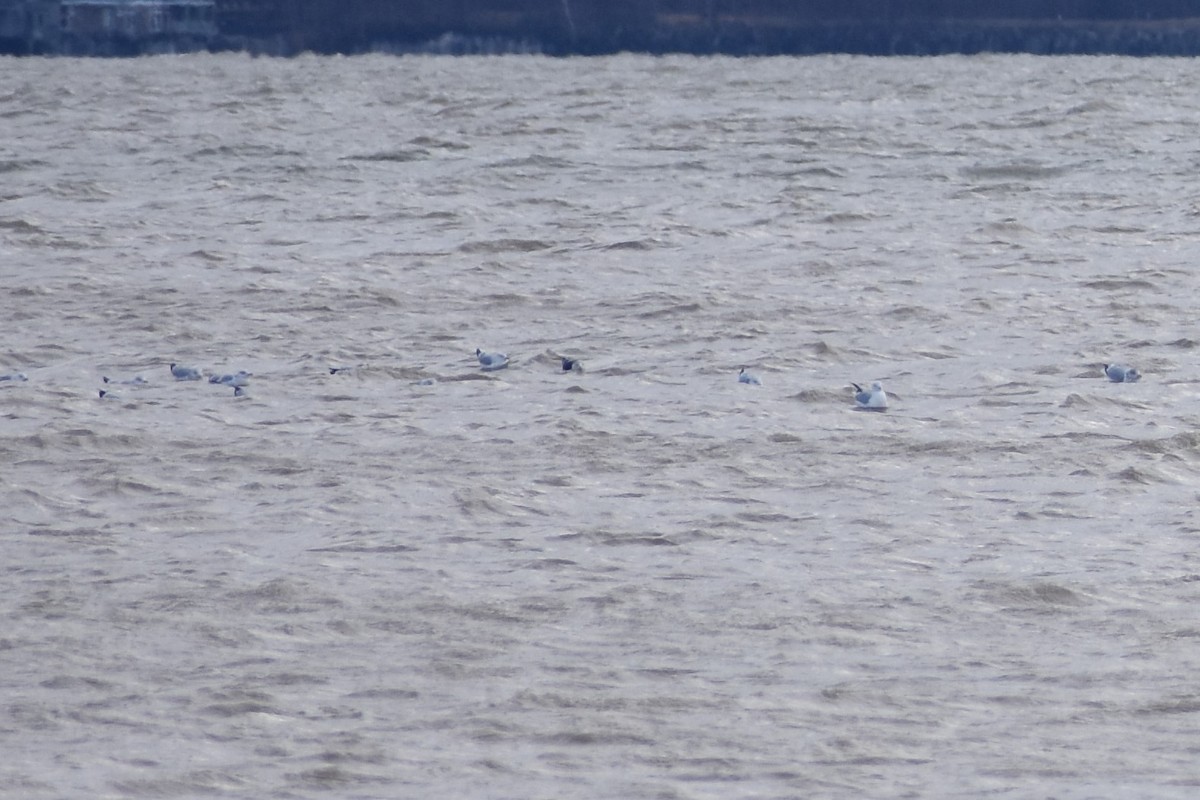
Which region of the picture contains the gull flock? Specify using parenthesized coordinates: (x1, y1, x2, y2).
(97, 364, 252, 399)
(0, 356, 1146, 412)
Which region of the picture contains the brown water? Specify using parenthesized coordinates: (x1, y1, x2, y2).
(3, 52, 1200, 798)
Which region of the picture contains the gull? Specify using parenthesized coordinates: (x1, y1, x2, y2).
(170, 363, 202, 381)
(0, 372, 28, 382)
(210, 370, 252, 387)
(1103, 364, 1140, 383)
(98, 389, 117, 400)
(476, 348, 509, 371)
(852, 381, 888, 411)
(103, 375, 147, 385)
(561, 358, 583, 374)
(738, 367, 762, 385)
(233, 386, 248, 398)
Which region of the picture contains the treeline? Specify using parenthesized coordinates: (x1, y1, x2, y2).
(213, 0, 1200, 55)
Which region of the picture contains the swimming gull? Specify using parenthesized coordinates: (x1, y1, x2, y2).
(738, 367, 762, 385)
(476, 348, 509, 371)
(210, 370, 252, 387)
(561, 357, 583, 374)
(852, 381, 888, 410)
(1103, 364, 1140, 383)
(170, 363, 202, 381)
(232, 386, 248, 398)
(0, 372, 28, 382)
(103, 375, 147, 385)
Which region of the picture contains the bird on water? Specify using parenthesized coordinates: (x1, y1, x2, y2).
(210, 370, 252, 387)
(476, 349, 509, 371)
(170, 363, 202, 381)
(852, 381, 888, 410)
(1103, 363, 1140, 383)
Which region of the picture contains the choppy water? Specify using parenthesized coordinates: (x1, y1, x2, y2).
(4, 52, 1200, 798)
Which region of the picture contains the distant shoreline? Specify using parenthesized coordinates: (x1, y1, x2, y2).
(10, 7, 1200, 57)
(215, 18, 1200, 58)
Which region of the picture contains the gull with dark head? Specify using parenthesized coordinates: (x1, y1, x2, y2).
(561, 357, 583, 374)
(476, 348, 509, 371)
(170, 363, 202, 381)
(1103, 363, 1140, 383)
(852, 381, 888, 411)
(738, 367, 762, 385)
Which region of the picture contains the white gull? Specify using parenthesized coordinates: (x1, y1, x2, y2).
(738, 367, 762, 385)
(210, 370, 252, 387)
(1103, 364, 1140, 383)
(170, 363, 202, 381)
(476, 349, 509, 371)
(852, 381, 888, 411)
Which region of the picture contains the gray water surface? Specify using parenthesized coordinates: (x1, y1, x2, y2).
(2, 53, 1200, 799)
